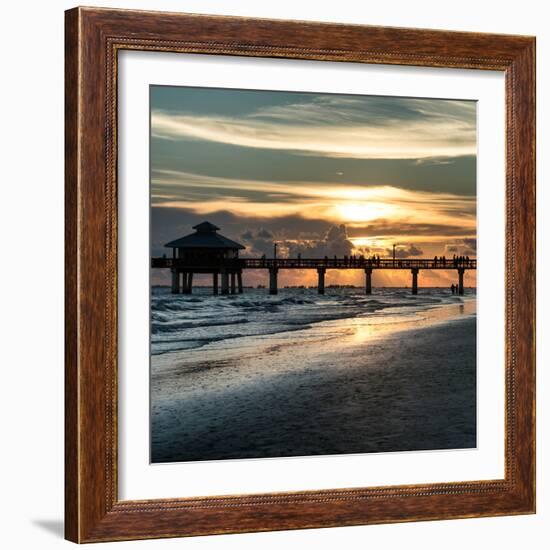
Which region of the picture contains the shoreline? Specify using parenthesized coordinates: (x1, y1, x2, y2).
(152, 297, 475, 366)
(151, 301, 476, 463)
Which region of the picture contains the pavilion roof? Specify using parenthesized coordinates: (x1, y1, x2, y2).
(165, 221, 245, 250)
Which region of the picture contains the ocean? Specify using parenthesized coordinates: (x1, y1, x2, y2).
(151, 286, 476, 356)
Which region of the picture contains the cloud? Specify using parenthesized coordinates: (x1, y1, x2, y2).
(444, 238, 477, 256)
(285, 224, 354, 258)
(151, 96, 476, 160)
(348, 220, 475, 239)
(240, 228, 276, 257)
(152, 168, 476, 232)
(414, 158, 455, 166)
(386, 244, 424, 258)
(256, 228, 273, 240)
(239, 224, 354, 258)
(462, 238, 477, 252)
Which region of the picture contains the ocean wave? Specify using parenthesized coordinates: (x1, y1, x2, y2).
(152, 323, 314, 355)
(152, 317, 249, 334)
(150, 287, 475, 355)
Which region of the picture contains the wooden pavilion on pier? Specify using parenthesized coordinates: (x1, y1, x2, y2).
(164, 221, 245, 295)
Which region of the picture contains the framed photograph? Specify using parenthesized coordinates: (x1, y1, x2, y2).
(65, 7, 535, 543)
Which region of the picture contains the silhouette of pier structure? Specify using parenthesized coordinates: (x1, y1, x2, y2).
(152, 222, 476, 296)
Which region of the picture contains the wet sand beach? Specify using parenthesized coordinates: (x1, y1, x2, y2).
(151, 297, 476, 463)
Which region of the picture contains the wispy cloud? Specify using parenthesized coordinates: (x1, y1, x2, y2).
(152, 169, 476, 233)
(151, 96, 476, 160)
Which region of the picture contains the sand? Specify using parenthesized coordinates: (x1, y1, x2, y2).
(151, 302, 476, 463)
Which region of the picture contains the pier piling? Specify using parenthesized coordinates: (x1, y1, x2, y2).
(221, 270, 229, 295)
(180, 272, 190, 294)
(458, 268, 465, 295)
(411, 268, 419, 295)
(317, 268, 326, 294)
(213, 273, 218, 295)
(269, 267, 278, 295)
(180, 272, 187, 294)
(237, 271, 243, 294)
(365, 268, 372, 295)
(171, 269, 179, 294)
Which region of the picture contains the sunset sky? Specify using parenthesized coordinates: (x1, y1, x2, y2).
(150, 85, 476, 287)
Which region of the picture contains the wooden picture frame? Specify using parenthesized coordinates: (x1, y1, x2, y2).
(65, 6, 536, 543)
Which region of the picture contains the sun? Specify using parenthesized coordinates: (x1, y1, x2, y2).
(334, 201, 392, 223)
(349, 237, 374, 248)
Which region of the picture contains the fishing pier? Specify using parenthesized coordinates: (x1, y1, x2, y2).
(152, 222, 476, 296)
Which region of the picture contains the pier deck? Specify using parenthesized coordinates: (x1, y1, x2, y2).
(152, 257, 476, 296)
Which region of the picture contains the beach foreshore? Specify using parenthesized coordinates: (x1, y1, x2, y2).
(151, 301, 476, 463)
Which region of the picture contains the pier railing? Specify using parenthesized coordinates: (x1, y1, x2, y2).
(152, 257, 476, 270)
(242, 258, 476, 270)
(152, 256, 475, 296)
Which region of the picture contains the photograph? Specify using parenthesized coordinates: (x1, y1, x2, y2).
(149, 85, 478, 463)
